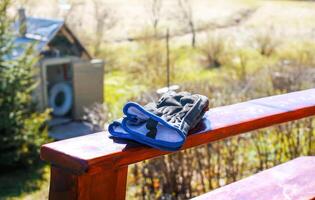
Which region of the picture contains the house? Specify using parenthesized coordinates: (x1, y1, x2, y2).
(13, 8, 104, 121)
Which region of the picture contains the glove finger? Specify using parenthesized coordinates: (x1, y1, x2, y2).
(164, 106, 182, 115)
(157, 94, 181, 107)
(162, 114, 172, 122)
(180, 96, 196, 106)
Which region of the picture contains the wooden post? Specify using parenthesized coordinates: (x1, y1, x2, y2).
(49, 165, 128, 200)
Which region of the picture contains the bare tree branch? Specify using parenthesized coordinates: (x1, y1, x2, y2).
(146, 0, 163, 37)
(177, 0, 196, 47)
(63, 0, 84, 22)
(92, 0, 117, 56)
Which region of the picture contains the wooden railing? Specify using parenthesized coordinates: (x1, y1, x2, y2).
(40, 89, 315, 200)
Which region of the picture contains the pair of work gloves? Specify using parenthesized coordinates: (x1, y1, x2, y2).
(108, 91, 209, 151)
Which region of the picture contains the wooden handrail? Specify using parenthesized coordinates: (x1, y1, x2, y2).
(41, 89, 315, 200)
(193, 156, 315, 200)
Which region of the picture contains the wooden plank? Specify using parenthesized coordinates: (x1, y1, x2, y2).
(192, 156, 315, 200)
(41, 89, 315, 174)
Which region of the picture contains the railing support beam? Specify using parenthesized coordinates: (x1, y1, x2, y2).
(49, 165, 128, 200)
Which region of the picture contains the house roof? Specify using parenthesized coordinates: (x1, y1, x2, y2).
(10, 17, 91, 59)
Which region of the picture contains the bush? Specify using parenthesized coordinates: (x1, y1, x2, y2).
(0, 0, 49, 168)
(199, 32, 229, 69)
(252, 27, 280, 57)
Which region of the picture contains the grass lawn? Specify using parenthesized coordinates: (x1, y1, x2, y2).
(105, 70, 147, 120)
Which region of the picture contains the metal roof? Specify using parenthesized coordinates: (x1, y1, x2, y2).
(10, 17, 64, 59)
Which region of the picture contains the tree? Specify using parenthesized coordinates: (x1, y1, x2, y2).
(146, 0, 163, 37)
(92, 0, 117, 57)
(177, 0, 196, 47)
(0, 0, 49, 168)
(62, 0, 84, 23)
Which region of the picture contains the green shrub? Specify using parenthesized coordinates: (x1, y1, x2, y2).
(0, 0, 49, 169)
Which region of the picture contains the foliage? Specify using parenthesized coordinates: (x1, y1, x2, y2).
(199, 32, 229, 68)
(252, 27, 281, 57)
(223, 47, 265, 93)
(0, 164, 49, 200)
(104, 70, 146, 120)
(0, 0, 49, 168)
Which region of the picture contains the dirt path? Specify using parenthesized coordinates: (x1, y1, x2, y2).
(107, 8, 258, 43)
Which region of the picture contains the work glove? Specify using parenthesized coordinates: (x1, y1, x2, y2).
(109, 91, 209, 151)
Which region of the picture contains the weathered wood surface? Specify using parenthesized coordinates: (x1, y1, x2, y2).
(40, 89, 315, 200)
(41, 89, 315, 174)
(193, 156, 315, 200)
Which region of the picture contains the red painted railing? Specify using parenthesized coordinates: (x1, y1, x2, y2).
(41, 89, 315, 200)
